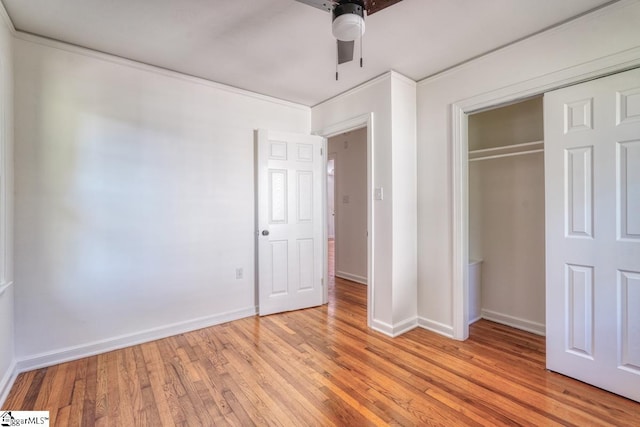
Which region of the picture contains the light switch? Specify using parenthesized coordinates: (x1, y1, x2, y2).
(343, 195, 350, 204)
(374, 187, 383, 200)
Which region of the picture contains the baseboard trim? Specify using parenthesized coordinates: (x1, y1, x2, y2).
(370, 316, 418, 337)
(335, 271, 367, 285)
(0, 359, 17, 407)
(391, 317, 419, 336)
(481, 309, 546, 336)
(468, 315, 482, 325)
(15, 306, 257, 373)
(417, 317, 454, 339)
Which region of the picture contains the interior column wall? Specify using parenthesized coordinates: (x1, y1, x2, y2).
(312, 71, 418, 335)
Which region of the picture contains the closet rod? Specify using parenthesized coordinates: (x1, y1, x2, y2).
(469, 148, 544, 162)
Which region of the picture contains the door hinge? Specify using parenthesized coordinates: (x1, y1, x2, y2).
(321, 147, 323, 156)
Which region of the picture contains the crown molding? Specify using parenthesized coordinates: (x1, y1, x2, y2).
(417, 0, 633, 88)
(0, 1, 15, 35)
(14, 31, 310, 112)
(312, 71, 392, 109)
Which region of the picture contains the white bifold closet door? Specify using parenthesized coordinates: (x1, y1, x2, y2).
(544, 67, 640, 402)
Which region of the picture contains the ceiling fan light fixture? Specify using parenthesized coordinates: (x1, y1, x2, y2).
(332, 3, 365, 41)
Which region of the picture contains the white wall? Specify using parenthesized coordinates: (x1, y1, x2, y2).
(391, 75, 418, 329)
(417, 0, 640, 335)
(13, 34, 310, 364)
(469, 154, 545, 332)
(312, 71, 417, 335)
(328, 127, 367, 284)
(0, 8, 14, 404)
(468, 97, 543, 151)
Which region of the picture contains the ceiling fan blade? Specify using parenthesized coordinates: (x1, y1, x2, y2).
(337, 40, 355, 64)
(294, 0, 335, 12)
(364, 0, 402, 15)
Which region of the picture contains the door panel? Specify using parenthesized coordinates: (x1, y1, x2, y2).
(256, 129, 324, 316)
(545, 67, 640, 402)
(618, 140, 640, 240)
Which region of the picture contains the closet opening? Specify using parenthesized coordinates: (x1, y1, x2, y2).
(467, 96, 546, 337)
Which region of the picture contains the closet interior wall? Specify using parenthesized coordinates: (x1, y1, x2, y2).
(468, 97, 546, 335)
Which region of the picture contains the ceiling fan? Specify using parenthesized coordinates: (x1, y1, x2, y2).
(294, 0, 403, 78)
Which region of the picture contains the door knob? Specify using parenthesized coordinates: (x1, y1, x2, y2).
(262, 230, 270, 236)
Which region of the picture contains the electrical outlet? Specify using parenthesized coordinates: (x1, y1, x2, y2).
(236, 268, 243, 280)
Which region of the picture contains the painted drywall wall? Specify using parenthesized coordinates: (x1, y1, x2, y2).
(13, 34, 310, 362)
(390, 75, 417, 329)
(328, 127, 367, 284)
(469, 97, 545, 333)
(417, 0, 640, 333)
(468, 97, 543, 151)
(0, 8, 14, 404)
(469, 153, 545, 332)
(312, 71, 418, 335)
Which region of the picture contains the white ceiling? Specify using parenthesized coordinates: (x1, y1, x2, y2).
(1, 0, 616, 106)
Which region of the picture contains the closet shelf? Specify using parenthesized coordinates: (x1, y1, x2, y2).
(469, 140, 544, 162)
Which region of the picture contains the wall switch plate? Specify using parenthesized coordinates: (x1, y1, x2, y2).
(374, 187, 383, 200)
(236, 268, 243, 280)
(343, 195, 350, 204)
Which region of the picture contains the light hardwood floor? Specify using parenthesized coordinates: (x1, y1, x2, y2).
(3, 253, 639, 425)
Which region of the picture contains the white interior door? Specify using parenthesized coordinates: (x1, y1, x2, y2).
(545, 67, 640, 402)
(256, 129, 325, 316)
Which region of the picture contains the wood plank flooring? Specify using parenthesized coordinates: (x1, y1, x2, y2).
(3, 278, 639, 425)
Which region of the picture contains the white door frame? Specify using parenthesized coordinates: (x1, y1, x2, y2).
(450, 50, 640, 340)
(315, 113, 374, 328)
(327, 153, 337, 242)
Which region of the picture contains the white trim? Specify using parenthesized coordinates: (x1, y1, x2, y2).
(15, 306, 256, 372)
(481, 309, 546, 336)
(335, 271, 367, 285)
(451, 104, 468, 341)
(458, 47, 640, 114)
(389, 69, 417, 87)
(469, 149, 544, 162)
(0, 360, 17, 407)
(417, 0, 638, 88)
(315, 112, 373, 138)
(13, 31, 310, 112)
(313, 73, 391, 109)
(0, 280, 12, 297)
(451, 47, 640, 342)
(391, 317, 419, 336)
(468, 140, 544, 158)
(370, 319, 394, 336)
(417, 317, 455, 339)
(0, 2, 15, 35)
(469, 316, 482, 325)
(322, 139, 329, 305)
(370, 317, 418, 338)
(315, 112, 375, 330)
